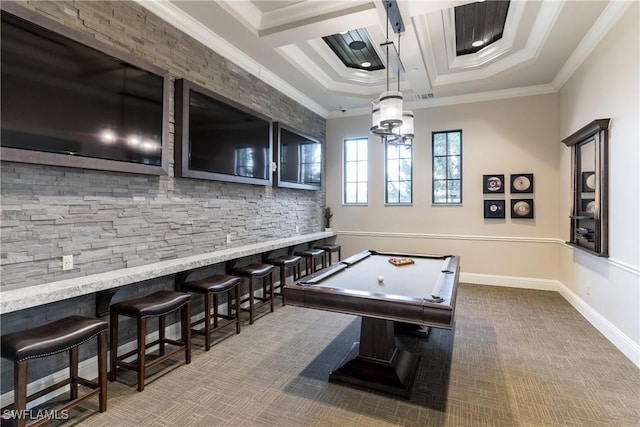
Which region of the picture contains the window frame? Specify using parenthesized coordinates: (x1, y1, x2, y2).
(431, 129, 463, 204)
(342, 137, 369, 205)
(384, 142, 413, 205)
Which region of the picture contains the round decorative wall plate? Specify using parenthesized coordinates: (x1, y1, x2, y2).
(585, 174, 596, 191)
(487, 177, 502, 191)
(513, 200, 531, 216)
(512, 175, 531, 192)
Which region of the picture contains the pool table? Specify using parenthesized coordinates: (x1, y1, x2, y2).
(283, 249, 460, 398)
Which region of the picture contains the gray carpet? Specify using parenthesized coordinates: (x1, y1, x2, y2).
(35, 284, 640, 426)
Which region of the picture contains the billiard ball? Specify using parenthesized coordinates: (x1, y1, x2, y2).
(377, 275, 384, 283)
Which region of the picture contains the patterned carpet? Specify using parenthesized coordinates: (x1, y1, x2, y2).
(33, 284, 640, 426)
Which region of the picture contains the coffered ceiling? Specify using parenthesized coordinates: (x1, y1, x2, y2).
(137, 1, 628, 118)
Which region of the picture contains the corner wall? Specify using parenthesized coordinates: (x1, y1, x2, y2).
(557, 1, 639, 364)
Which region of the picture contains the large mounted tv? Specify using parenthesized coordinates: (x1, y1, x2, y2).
(0, 4, 169, 175)
(175, 79, 272, 186)
(274, 122, 322, 190)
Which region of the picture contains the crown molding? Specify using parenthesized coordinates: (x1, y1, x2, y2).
(135, 0, 328, 118)
(329, 83, 557, 118)
(553, 0, 635, 90)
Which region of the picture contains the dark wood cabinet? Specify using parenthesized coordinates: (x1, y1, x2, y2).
(562, 119, 609, 257)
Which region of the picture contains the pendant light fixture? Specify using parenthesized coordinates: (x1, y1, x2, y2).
(370, 0, 413, 145)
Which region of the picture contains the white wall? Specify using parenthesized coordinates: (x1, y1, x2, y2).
(325, 2, 639, 366)
(327, 94, 562, 280)
(557, 2, 639, 364)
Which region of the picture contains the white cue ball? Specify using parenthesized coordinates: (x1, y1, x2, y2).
(377, 275, 384, 283)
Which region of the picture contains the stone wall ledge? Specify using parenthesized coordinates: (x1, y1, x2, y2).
(1, 231, 336, 314)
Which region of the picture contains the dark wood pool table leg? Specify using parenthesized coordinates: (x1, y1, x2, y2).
(329, 316, 420, 398)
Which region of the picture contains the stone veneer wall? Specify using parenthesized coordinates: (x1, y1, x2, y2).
(0, 1, 325, 393)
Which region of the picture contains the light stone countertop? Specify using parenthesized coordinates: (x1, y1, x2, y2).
(0, 232, 336, 314)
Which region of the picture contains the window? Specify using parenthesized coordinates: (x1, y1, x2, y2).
(432, 130, 462, 204)
(385, 143, 412, 204)
(343, 138, 368, 204)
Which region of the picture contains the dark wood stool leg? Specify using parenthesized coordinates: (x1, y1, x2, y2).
(137, 317, 146, 392)
(70, 346, 79, 401)
(280, 266, 287, 306)
(15, 361, 27, 427)
(281, 266, 287, 306)
(213, 293, 219, 329)
(234, 284, 241, 334)
(109, 312, 118, 382)
(204, 293, 212, 351)
(182, 302, 191, 364)
(158, 315, 166, 357)
(249, 278, 255, 324)
(98, 330, 107, 412)
(269, 272, 275, 313)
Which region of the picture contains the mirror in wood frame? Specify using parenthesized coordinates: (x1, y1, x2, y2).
(562, 119, 610, 257)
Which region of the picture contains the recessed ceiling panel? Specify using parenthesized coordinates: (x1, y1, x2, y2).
(455, 0, 510, 56)
(323, 29, 384, 71)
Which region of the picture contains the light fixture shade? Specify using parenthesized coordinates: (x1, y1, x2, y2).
(399, 110, 414, 138)
(371, 99, 381, 129)
(379, 91, 403, 128)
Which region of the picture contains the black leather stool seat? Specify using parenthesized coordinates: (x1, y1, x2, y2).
(265, 255, 302, 306)
(182, 274, 241, 293)
(1, 316, 107, 362)
(231, 264, 275, 324)
(232, 264, 274, 277)
(267, 255, 302, 267)
(182, 274, 242, 350)
(1, 316, 108, 427)
(295, 248, 326, 276)
(110, 290, 191, 318)
(315, 244, 342, 266)
(110, 290, 191, 392)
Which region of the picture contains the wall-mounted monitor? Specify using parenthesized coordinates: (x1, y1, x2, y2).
(0, 4, 170, 175)
(175, 79, 273, 186)
(274, 122, 322, 190)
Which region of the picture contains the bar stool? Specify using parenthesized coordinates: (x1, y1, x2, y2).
(109, 290, 191, 392)
(295, 248, 326, 276)
(265, 255, 302, 306)
(230, 264, 274, 324)
(315, 244, 342, 266)
(1, 316, 108, 427)
(181, 274, 242, 350)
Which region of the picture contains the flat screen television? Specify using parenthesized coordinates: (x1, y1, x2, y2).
(175, 79, 272, 186)
(0, 4, 169, 175)
(274, 122, 322, 190)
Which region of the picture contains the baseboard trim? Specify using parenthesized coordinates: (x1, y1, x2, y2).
(556, 283, 640, 368)
(462, 273, 640, 368)
(460, 272, 560, 291)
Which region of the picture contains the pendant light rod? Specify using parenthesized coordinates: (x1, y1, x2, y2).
(385, 1, 390, 92)
(371, 0, 412, 145)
